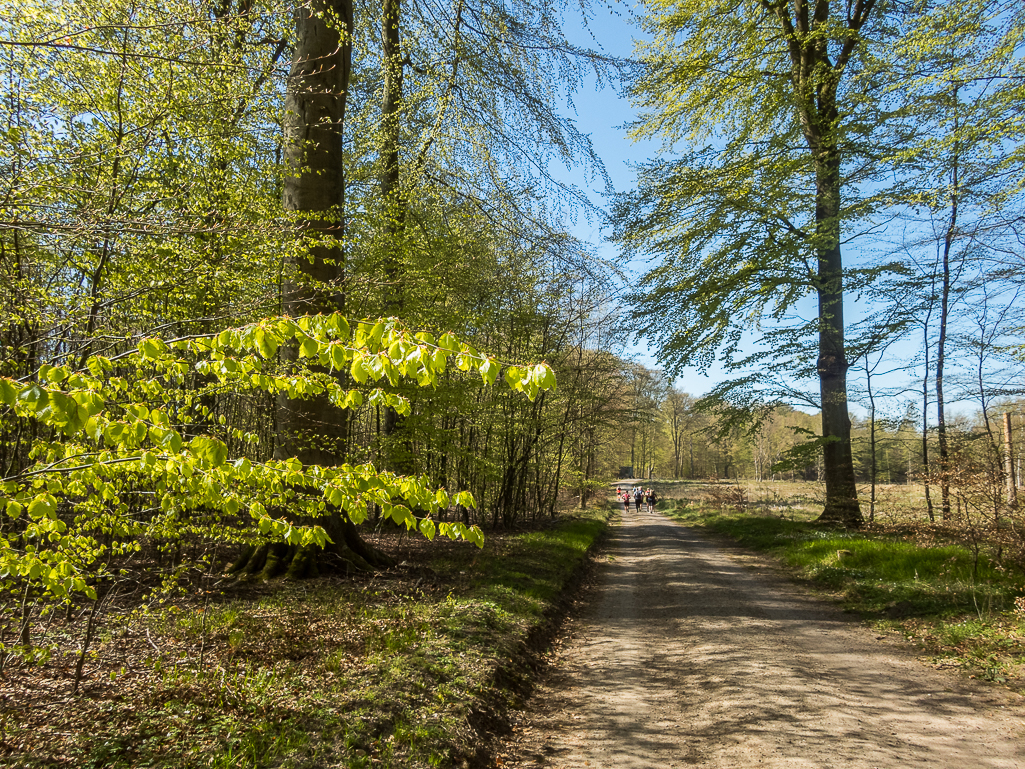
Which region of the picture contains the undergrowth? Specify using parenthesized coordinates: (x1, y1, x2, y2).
(1, 509, 609, 769)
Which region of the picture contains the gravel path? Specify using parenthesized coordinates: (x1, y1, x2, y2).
(498, 503, 1025, 768)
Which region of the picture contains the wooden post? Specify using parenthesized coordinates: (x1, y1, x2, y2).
(1004, 412, 1017, 508)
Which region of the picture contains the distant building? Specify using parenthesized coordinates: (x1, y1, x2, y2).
(619, 466, 634, 479)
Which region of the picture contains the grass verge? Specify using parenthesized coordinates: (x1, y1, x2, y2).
(662, 501, 1025, 690)
(1, 509, 610, 769)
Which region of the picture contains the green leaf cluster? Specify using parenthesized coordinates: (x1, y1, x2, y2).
(0, 313, 555, 601)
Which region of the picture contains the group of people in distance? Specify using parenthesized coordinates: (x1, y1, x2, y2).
(617, 485, 657, 513)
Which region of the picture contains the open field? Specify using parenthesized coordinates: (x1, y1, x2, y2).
(0, 510, 610, 769)
(646, 478, 941, 521)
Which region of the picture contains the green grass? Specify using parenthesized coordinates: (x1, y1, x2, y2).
(6, 509, 611, 769)
(664, 503, 1025, 689)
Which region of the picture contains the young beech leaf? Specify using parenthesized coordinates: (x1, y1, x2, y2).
(454, 490, 475, 508)
(350, 354, 369, 384)
(431, 349, 447, 372)
(45, 365, 68, 384)
(103, 422, 127, 446)
(504, 365, 523, 390)
(254, 328, 279, 359)
(300, 337, 319, 359)
(276, 318, 298, 339)
(369, 321, 386, 347)
(28, 494, 57, 520)
(71, 393, 102, 421)
(381, 359, 399, 386)
(47, 391, 77, 426)
(311, 525, 331, 547)
(160, 430, 183, 453)
(328, 313, 350, 341)
(479, 358, 499, 386)
(0, 378, 18, 406)
(329, 343, 347, 370)
(189, 436, 228, 467)
(439, 332, 459, 352)
(366, 354, 385, 380)
(18, 383, 47, 411)
(139, 338, 166, 360)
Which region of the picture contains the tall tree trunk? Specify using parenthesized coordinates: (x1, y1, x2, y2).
(935, 87, 959, 521)
(869, 385, 877, 522)
(278, 0, 352, 462)
(379, 0, 411, 469)
(1005, 412, 1017, 510)
(771, 0, 868, 526)
(812, 147, 862, 525)
(236, 0, 392, 577)
(921, 314, 935, 521)
(380, 0, 404, 312)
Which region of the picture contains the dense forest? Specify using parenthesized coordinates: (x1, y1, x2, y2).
(0, 0, 646, 596)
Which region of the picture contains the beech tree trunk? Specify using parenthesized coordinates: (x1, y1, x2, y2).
(936, 90, 959, 521)
(1005, 412, 1017, 509)
(235, 0, 393, 577)
(812, 148, 862, 526)
(379, 0, 412, 472)
(771, 0, 870, 527)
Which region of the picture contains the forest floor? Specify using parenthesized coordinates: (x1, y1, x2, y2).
(0, 510, 610, 769)
(495, 501, 1025, 769)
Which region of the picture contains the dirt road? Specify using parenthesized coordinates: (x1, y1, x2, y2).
(498, 504, 1025, 768)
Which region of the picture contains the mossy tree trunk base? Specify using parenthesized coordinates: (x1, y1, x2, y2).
(229, 512, 394, 579)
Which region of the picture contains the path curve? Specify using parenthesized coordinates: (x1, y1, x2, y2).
(499, 504, 1025, 768)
